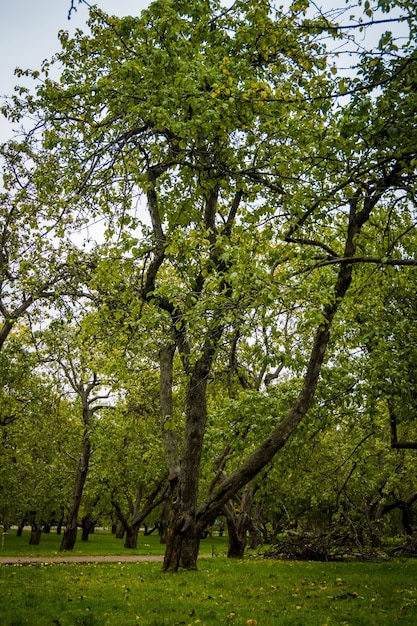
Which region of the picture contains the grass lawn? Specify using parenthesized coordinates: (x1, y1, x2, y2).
(1, 530, 417, 625)
(0, 528, 221, 558)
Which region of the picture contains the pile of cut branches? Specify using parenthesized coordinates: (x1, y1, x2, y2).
(263, 529, 388, 561)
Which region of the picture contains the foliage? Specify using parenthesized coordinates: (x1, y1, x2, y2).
(0, 353, 74, 528)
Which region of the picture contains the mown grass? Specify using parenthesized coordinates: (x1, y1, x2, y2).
(1, 548, 417, 625)
(0, 557, 417, 626)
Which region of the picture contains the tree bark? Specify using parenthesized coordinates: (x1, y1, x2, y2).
(29, 526, 42, 545)
(28, 511, 42, 546)
(60, 429, 91, 551)
(162, 362, 209, 571)
(124, 525, 140, 548)
(81, 515, 95, 541)
(115, 522, 125, 539)
(56, 512, 64, 535)
(160, 342, 180, 477)
(159, 499, 170, 544)
(225, 486, 254, 558)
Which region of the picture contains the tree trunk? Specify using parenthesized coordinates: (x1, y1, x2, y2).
(160, 343, 180, 478)
(163, 512, 201, 571)
(225, 486, 254, 558)
(60, 525, 78, 551)
(249, 497, 264, 549)
(227, 528, 246, 558)
(401, 504, 414, 536)
(56, 518, 63, 535)
(28, 512, 42, 546)
(115, 522, 125, 539)
(81, 515, 95, 541)
(124, 525, 140, 549)
(60, 429, 91, 551)
(162, 363, 209, 571)
(29, 526, 42, 545)
(159, 499, 170, 544)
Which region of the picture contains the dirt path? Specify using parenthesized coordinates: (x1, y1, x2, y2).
(0, 555, 165, 565)
(0, 554, 212, 565)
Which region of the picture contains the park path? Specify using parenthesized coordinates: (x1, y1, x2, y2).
(0, 554, 212, 565)
(0, 555, 165, 565)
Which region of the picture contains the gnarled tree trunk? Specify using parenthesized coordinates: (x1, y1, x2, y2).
(225, 485, 254, 559)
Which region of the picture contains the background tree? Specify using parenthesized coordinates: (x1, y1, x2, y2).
(35, 317, 117, 551)
(0, 351, 75, 542)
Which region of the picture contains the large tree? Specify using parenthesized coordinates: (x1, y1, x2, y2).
(5, 0, 417, 570)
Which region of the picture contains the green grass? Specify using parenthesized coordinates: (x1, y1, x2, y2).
(0, 528, 228, 558)
(1, 551, 417, 625)
(1, 531, 416, 624)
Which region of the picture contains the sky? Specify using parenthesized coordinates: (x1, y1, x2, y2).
(0, 0, 151, 141)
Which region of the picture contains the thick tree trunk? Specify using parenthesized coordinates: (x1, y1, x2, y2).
(60, 525, 78, 550)
(162, 364, 208, 571)
(163, 515, 201, 571)
(29, 526, 42, 545)
(124, 525, 140, 549)
(160, 343, 180, 478)
(60, 429, 91, 551)
(401, 504, 414, 536)
(225, 486, 254, 558)
(227, 531, 246, 558)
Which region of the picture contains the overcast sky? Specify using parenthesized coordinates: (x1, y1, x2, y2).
(0, 0, 150, 141)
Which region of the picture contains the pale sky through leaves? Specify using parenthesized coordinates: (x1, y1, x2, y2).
(0, 0, 150, 141)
